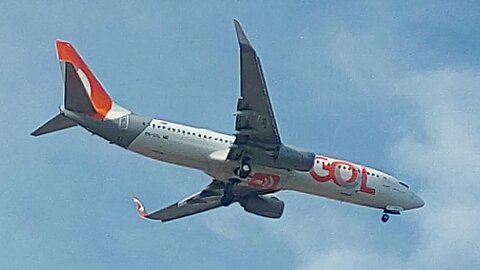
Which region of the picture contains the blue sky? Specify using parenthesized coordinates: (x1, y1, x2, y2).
(1, 1, 480, 269)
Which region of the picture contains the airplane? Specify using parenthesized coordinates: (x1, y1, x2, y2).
(32, 20, 424, 223)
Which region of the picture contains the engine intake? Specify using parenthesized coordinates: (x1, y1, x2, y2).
(239, 194, 284, 219)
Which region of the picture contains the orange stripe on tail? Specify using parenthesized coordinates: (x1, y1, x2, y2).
(56, 40, 112, 118)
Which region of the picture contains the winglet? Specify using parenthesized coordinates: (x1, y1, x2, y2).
(133, 196, 148, 218)
(233, 19, 254, 51)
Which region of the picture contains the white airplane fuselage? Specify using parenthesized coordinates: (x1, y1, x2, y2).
(127, 117, 424, 212)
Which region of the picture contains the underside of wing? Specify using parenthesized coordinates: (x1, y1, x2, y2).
(226, 21, 316, 173)
(133, 179, 286, 222)
(133, 180, 224, 222)
(232, 20, 281, 148)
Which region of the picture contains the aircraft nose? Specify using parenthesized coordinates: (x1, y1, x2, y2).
(412, 194, 425, 209)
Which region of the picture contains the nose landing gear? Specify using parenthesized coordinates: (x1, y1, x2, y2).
(381, 213, 390, 223)
(381, 208, 401, 223)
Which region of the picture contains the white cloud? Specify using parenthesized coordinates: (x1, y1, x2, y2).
(302, 248, 404, 270)
(268, 5, 480, 269)
(391, 69, 480, 269)
(272, 68, 480, 270)
(198, 206, 246, 240)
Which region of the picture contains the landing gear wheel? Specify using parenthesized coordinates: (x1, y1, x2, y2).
(242, 164, 251, 173)
(220, 180, 239, 206)
(381, 213, 390, 223)
(220, 193, 234, 206)
(234, 156, 252, 179)
(238, 163, 251, 178)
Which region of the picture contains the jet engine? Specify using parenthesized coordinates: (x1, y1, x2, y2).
(271, 145, 315, 172)
(239, 194, 285, 219)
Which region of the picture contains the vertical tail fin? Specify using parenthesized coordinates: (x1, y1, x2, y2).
(31, 40, 130, 137)
(56, 40, 113, 118)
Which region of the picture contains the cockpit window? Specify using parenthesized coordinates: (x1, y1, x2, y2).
(399, 181, 410, 189)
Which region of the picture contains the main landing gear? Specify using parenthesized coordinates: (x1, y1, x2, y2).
(223, 157, 251, 206)
(220, 179, 240, 206)
(238, 163, 251, 178)
(234, 157, 251, 179)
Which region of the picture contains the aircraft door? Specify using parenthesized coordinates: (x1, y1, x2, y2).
(119, 115, 129, 129)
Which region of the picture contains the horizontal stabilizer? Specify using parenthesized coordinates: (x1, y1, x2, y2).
(31, 113, 77, 136)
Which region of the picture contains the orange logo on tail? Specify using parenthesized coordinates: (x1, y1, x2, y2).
(56, 40, 112, 118)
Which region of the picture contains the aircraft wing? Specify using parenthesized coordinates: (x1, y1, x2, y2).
(133, 180, 225, 222)
(229, 20, 281, 160)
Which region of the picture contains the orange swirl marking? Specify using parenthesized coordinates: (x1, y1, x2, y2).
(248, 173, 280, 190)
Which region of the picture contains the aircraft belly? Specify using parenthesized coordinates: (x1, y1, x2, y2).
(128, 128, 217, 170)
(230, 165, 291, 192)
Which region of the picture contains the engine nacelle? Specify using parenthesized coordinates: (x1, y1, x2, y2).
(272, 145, 315, 172)
(239, 194, 285, 219)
